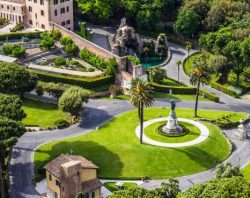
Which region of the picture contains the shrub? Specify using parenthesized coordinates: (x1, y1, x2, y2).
(35, 86, 44, 96)
(2, 44, 14, 55)
(0, 18, 8, 25)
(211, 81, 239, 97)
(78, 22, 92, 40)
(150, 83, 197, 94)
(40, 32, 55, 50)
(30, 70, 114, 89)
(11, 23, 24, 32)
(2, 44, 25, 57)
(199, 89, 219, 102)
(60, 35, 73, 46)
(88, 68, 95, 72)
(128, 55, 141, 65)
(148, 67, 167, 83)
(50, 29, 61, 40)
(54, 119, 70, 129)
(105, 58, 118, 75)
(53, 57, 66, 66)
(0, 32, 41, 41)
(64, 43, 78, 55)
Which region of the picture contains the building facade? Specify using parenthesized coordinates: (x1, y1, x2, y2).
(0, 0, 73, 30)
(44, 154, 102, 198)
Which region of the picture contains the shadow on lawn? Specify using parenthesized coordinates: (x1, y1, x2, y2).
(35, 141, 123, 181)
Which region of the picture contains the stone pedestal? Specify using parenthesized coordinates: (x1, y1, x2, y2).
(236, 123, 248, 140)
(162, 110, 182, 134)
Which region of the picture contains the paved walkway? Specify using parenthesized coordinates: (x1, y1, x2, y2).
(135, 118, 209, 148)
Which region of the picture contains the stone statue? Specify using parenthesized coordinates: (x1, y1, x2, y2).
(170, 99, 176, 111)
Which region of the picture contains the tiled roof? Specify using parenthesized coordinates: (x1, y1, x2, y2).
(82, 178, 102, 194)
(44, 154, 98, 178)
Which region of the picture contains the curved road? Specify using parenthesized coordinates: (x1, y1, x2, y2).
(9, 99, 250, 198)
(9, 41, 250, 198)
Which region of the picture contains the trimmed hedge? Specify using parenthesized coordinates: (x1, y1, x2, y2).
(29, 70, 114, 89)
(211, 81, 239, 98)
(151, 83, 220, 102)
(0, 31, 41, 41)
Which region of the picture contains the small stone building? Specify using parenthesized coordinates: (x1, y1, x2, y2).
(44, 154, 102, 198)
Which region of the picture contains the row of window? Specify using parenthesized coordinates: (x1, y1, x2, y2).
(0, 12, 22, 22)
(29, 20, 45, 29)
(27, 0, 44, 5)
(54, 6, 70, 16)
(28, 7, 44, 16)
(53, 0, 70, 5)
(61, 20, 70, 26)
(0, 4, 24, 12)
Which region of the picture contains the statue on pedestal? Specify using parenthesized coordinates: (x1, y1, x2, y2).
(162, 100, 182, 134)
(236, 120, 248, 140)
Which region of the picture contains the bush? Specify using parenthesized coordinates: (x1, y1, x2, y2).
(54, 119, 70, 129)
(0, 32, 41, 41)
(11, 23, 24, 32)
(87, 68, 95, 72)
(53, 57, 66, 66)
(148, 67, 167, 83)
(2, 44, 25, 57)
(150, 83, 197, 94)
(30, 70, 114, 89)
(64, 43, 78, 55)
(128, 55, 141, 65)
(199, 89, 219, 102)
(211, 81, 239, 97)
(60, 35, 73, 46)
(105, 58, 118, 75)
(0, 18, 8, 25)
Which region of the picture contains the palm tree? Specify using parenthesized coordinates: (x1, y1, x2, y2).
(129, 78, 154, 144)
(190, 59, 211, 117)
(176, 60, 182, 82)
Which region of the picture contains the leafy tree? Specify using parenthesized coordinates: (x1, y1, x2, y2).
(148, 67, 167, 84)
(208, 55, 229, 84)
(129, 78, 154, 144)
(190, 57, 211, 117)
(214, 163, 243, 179)
(59, 35, 73, 46)
(175, 10, 200, 38)
(53, 57, 67, 66)
(0, 93, 26, 121)
(176, 60, 182, 82)
(40, 32, 55, 50)
(109, 179, 180, 198)
(50, 29, 61, 40)
(183, 177, 250, 198)
(59, 87, 89, 117)
(105, 58, 118, 76)
(0, 62, 34, 95)
(64, 43, 79, 56)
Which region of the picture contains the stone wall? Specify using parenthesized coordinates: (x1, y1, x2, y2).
(50, 22, 128, 68)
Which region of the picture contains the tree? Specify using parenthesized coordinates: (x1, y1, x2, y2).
(0, 93, 26, 121)
(190, 58, 211, 117)
(129, 78, 154, 144)
(214, 163, 243, 179)
(176, 60, 182, 82)
(185, 42, 192, 58)
(40, 33, 54, 50)
(183, 177, 250, 198)
(50, 29, 61, 40)
(109, 179, 180, 198)
(148, 67, 167, 84)
(59, 35, 73, 46)
(0, 62, 34, 95)
(105, 58, 118, 76)
(175, 10, 200, 38)
(59, 87, 89, 117)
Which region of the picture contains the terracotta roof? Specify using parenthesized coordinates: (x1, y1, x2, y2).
(44, 154, 99, 178)
(82, 178, 102, 194)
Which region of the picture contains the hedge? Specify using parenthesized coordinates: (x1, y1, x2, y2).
(0, 31, 41, 41)
(211, 81, 239, 98)
(150, 83, 220, 102)
(29, 70, 114, 89)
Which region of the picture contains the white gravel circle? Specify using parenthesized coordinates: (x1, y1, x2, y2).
(135, 117, 209, 148)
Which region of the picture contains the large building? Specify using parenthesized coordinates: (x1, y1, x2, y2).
(44, 154, 102, 198)
(0, 0, 73, 30)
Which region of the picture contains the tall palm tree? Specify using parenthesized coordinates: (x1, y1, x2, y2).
(190, 59, 211, 117)
(176, 60, 182, 82)
(129, 78, 154, 144)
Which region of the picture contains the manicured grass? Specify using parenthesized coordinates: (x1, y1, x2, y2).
(22, 98, 71, 127)
(104, 182, 137, 192)
(242, 163, 250, 182)
(144, 121, 201, 143)
(161, 78, 184, 87)
(33, 108, 248, 181)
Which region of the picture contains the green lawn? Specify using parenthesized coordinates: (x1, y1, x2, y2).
(242, 163, 250, 182)
(144, 121, 201, 143)
(103, 182, 137, 192)
(22, 98, 71, 127)
(33, 108, 248, 181)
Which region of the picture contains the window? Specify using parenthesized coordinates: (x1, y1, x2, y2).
(1, 5, 3, 9)
(41, 24, 45, 29)
(66, 20, 70, 25)
(56, 180, 60, 186)
(41, 10, 44, 16)
(85, 193, 89, 198)
(61, 21, 65, 26)
(60, 7, 65, 14)
(29, 20, 32, 25)
(13, 7, 15, 11)
(66, 6, 69, 12)
(7, 6, 9, 9)
(54, 9, 57, 16)
(77, 171, 80, 177)
(48, 174, 52, 181)
(92, 192, 95, 198)
(55, 192, 58, 198)
(60, 0, 65, 2)
(40, 0, 44, 5)
(34, 0, 37, 3)
(53, 0, 58, 5)
(28, 6, 32, 12)
(35, 13, 37, 19)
